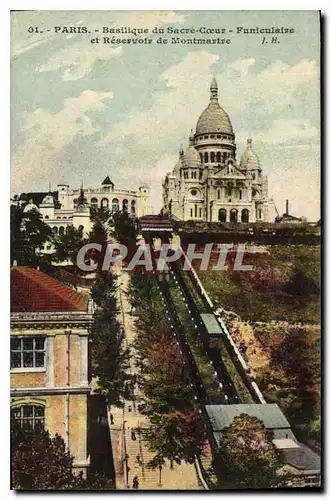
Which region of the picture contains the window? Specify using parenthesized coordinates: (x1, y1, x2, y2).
(11, 405, 45, 431)
(199, 153, 203, 162)
(218, 189, 220, 200)
(210, 152, 215, 163)
(190, 208, 193, 217)
(52, 226, 58, 235)
(239, 190, 242, 200)
(194, 204, 198, 217)
(59, 226, 65, 236)
(210, 135, 215, 138)
(204, 152, 209, 163)
(11, 336, 46, 369)
(216, 152, 221, 163)
(44, 215, 49, 220)
(191, 189, 198, 197)
(91, 198, 98, 211)
(191, 171, 197, 179)
(199, 208, 202, 218)
(131, 200, 136, 215)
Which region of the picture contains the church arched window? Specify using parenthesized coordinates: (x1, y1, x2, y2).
(219, 209, 226, 223)
(216, 152, 221, 163)
(230, 209, 238, 224)
(210, 152, 215, 163)
(241, 209, 249, 223)
(59, 226, 65, 236)
(204, 152, 208, 163)
(200, 153, 203, 162)
(239, 190, 242, 200)
(131, 200, 136, 215)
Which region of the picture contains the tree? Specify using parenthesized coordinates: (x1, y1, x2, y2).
(11, 423, 115, 490)
(109, 211, 141, 264)
(11, 206, 52, 266)
(87, 220, 109, 268)
(90, 273, 130, 406)
(11, 424, 79, 490)
(146, 409, 206, 467)
(52, 225, 87, 265)
(215, 414, 284, 489)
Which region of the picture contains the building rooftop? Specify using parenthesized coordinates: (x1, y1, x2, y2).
(11, 267, 89, 313)
(204, 404, 320, 474)
(205, 403, 292, 431)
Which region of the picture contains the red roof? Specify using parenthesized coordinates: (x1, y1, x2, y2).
(11, 267, 89, 313)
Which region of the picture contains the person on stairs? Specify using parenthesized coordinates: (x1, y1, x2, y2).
(132, 475, 139, 489)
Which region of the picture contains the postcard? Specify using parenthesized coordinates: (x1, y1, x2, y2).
(10, 10, 321, 490)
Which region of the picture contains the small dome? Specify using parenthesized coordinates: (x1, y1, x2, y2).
(184, 144, 201, 165)
(196, 79, 233, 136)
(41, 193, 55, 205)
(240, 138, 260, 170)
(23, 202, 39, 213)
(173, 158, 182, 175)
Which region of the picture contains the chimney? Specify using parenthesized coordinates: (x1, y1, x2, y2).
(285, 200, 289, 215)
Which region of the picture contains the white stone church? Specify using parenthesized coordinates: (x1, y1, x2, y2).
(162, 78, 272, 223)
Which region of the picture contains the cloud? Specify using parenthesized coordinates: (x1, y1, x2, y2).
(104, 51, 219, 148)
(11, 90, 113, 191)
(228, 57, 255, 78)
(36, 44, 123, 81)
(252, 118, 318, 145)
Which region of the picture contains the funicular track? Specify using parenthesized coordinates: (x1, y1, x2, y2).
(167, 256, 259, 404)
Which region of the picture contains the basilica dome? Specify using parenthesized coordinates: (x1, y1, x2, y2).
(195, 78, 233, 136)
(240, 138, 260, 170)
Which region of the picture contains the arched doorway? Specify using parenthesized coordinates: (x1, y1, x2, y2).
(230, 209, 238, 224)
(218, 208, 226, 223)
(241, 209, 249, 223)
(112, 198, 119, 212)
(91, 197, 98, 211)
(101, 198, 109, 211)
(122, 199, 128, 212)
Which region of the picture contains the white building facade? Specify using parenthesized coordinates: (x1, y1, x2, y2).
(163, 78, 272, 223)
(14, 177, 150, 237)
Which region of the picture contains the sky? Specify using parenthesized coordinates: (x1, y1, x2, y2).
(11, 10, 320, 220)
